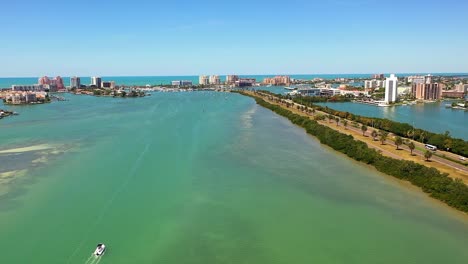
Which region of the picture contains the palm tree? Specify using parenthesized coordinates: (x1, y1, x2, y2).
(443, 138, 452, 151)
(407, 130, 414, 140)
(361, 125, 368, 136)
(424, 150, 433, 161)
(419, 131, 426, 143)
(335, 117, 340, 126)
(343, 120, 348, 130)
(394, 136, 403, 150)
(408, 142, 415, 155)
(328, 114, 333, 123)
(311, 108, 316, 115)
(379, 131, 388, 145)
(371, 130, 378, 141)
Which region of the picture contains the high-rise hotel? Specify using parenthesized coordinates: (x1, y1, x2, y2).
(199, 75, 209, 85)
(411, 74, 440, 100)
(384, 74, 398, 104)
(91, 77, 102, 88)
(70, 76, 81, 89)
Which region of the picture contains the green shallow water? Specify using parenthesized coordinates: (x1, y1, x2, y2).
(0, 93, 467, 264)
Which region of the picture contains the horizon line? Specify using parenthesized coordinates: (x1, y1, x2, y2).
(1, 72, 468, 78)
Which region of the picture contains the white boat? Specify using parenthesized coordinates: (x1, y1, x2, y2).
(378, 103, 390, 107)
(266, 84, 272, 87)
(94, 243, 106, 256)
(284, 86, 296, 90)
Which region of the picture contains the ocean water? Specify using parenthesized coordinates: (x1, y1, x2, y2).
(0, 93, 467, 264)
(1, 73, 466, 88)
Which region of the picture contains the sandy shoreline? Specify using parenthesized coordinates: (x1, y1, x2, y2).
(0, 144, 54, 154)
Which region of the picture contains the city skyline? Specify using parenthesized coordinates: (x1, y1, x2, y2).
(1, 0, 468, 77)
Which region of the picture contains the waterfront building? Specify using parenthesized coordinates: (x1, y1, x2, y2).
(297, 88, 321, 96)
(411, 75, 441, 100)
(455, 82, 468, 93)
(365, 79, 385, 91)
(412, 83, 441, 100)
(11, 84, 44, 92)
(364, 80, 376, 90)
(199, 75, 209, 85)
(406, 75, 425, 84)
(263, 76, 291, 86)
(226, 75, 239, 84)
(37, 76, 64, 91)
(91, 77, 102, 88)
(319, 88, 341, 96)
(38, 76, 50, 85)
(55, 76, 65, 91)
(442, 91, 465, 98)
(372, 74, 384, 79)
(209, 75, 221, 85)
(102, 81, 112, 88)
(384, 74, 398, 104)
(70, 77, 81, 89)
(3, 91, 47, 104)
(172, 80, 193, 87)
(235, 78, 256, 87)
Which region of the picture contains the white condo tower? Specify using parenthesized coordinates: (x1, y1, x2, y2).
(384, 74, 398, 104)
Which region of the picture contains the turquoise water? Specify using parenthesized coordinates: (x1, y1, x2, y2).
(315, 102, 467, 140)
(0, 93, 467, 263)
(1, 73, 466, 88)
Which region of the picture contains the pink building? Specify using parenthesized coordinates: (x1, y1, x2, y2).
(38, 76, 65, 91)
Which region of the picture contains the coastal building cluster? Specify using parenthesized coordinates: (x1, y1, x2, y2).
(263, 76, 291, 86)
(3, 91, 48, 105)
(280, 73, 466, 107)
(198, 75, 257, 87)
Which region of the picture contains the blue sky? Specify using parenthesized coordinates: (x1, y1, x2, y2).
(1, 0, 467, 76)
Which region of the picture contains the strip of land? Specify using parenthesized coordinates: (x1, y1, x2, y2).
(242, 90, 468, 184)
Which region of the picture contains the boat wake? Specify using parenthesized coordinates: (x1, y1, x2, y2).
(84, 254, 102, 264)
(67, 143, 151, 264)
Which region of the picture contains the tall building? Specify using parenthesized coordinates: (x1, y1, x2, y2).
(171, 80, 193, 87)
(91, 77, 102, 88)
(38, 76, 50, 85)
(70, 76, 81, 89)
(411, 75, 440, 100)
(37, 76, 64, 91)
(199, 75, 209, 85)
(209, 75, 221, 85)
(372, 74, 384, 79)
(226, 75, 239, 84)
(364, 80, 376, 89)
(11, 84, 44, 91)
(263, 76, 291, 86)
(236, 78, 256, 87)
(455, 82, 468, 93)
(384, 74, 398, 104)
(406, 75, 425, 84)
(55, 76, 65, 90)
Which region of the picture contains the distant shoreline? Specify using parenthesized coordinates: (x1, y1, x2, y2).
(1, 73, 467, 88)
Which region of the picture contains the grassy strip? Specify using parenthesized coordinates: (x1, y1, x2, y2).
(239, 92, 468, 213)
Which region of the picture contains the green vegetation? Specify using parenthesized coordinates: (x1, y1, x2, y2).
(238, 91, 468, 213)
(394, 136, 403, 150)
(361, 125, 367, 136)
(379, 131, 388, 145)
(425, 150, 433, 161)
(371, 130, 378, 141)
(408, 142, 415, 155)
